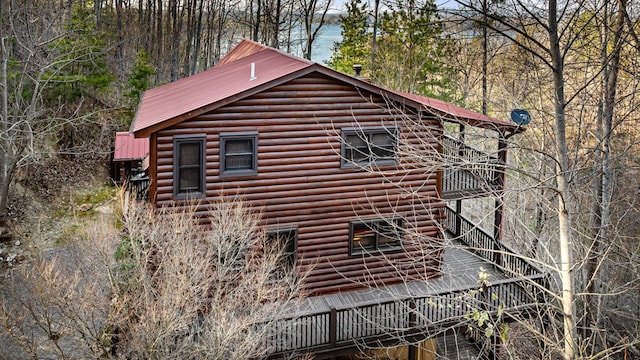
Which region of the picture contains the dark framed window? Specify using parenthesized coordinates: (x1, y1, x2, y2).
(220, 132, 258, 177)
(349, 217, 404, 256)
(174, 136, 205, 198)
(341, 127, 397, 168)
(266, 227, 298, 274)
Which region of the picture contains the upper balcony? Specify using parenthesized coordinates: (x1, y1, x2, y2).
(441, 134, 504, 200)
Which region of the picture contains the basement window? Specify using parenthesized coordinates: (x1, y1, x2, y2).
(174, 136, 206, 198)
(220, 132, 258, 177)
(349, 217, 404, 256)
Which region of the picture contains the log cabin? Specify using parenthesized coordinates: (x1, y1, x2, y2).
(125, 39, 547, 359)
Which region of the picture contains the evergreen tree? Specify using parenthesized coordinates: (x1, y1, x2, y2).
(374, 0, 456, 100)
(329, 0, 456, 101)
(46, 1, 113, 103)
(126, 50, 157, 109)
(327, 0, 370, 75)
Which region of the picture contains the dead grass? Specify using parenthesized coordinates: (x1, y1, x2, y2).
(0, 182, 122, 359)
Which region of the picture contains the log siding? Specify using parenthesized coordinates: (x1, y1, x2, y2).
(152, 73, 445, 295)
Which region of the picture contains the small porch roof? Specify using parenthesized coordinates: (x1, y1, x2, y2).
(113, 132, 149, 163)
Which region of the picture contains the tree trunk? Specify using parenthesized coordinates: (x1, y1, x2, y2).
(192, 0, 204, 73)
(302, 0, 331, 60)
(145, 0, 152, 50)
(0, 38, 9, 229)
(253, 0, 261, 42)
(302, 0, 314, 59)
(272, 0, 282, 47)
(115, 0, 125, 79)
(94, 0, 103, 31)
(157, 0, 164, 77)
(371, 0, 379, 70)
(548, 0, 577, 358)
(170, 0, 180, 81)
(585, 0, 623, 349)
(481, 0, 487, 115)
(182, 0, 193, 76)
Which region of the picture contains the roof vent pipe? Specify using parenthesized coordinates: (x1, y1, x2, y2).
(250, 62, 257, 81)
(353, 64, 362, 77)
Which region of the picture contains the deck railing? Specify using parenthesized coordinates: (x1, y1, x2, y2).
(444, 206, 544, 277)
(264, 274, 546, 358)
(442, 135, 502, 196)
(263, 208, 547, 358)
(128, 175, 149, 201)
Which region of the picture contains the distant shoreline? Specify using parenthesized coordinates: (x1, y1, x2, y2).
(311, 24, 342, 64)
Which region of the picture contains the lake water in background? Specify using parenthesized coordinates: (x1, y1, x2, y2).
(310, 24, 342, 64)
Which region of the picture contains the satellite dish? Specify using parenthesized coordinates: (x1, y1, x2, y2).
(510, 109, 531, 125)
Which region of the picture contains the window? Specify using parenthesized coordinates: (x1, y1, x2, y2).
(341, 127, 397, 168)
(266, 227, 298, 274)
(174, 136, 205, 197)
(220, 132, 258, 177)
(349, 217, 404, 255)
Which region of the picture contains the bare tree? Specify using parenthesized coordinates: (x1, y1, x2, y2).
(1, 198, 120, 359)
(446, 0, 636, 357)
(583, 0, 638, 346)
(441, 0, 640, 357)
(110, 197, 306, 359)
(0, 0, 113, 235)
(2, 191, 306, 359)
(298, 0, 333, 60)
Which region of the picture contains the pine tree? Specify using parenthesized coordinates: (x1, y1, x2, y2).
(46, 1, 113, 103)
(327, 0, 370, 75)
(126, 50, 157, 109)
(374, 0, 456, 100)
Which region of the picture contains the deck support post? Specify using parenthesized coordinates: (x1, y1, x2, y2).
(408, 344, 417, 360)
(454, 123, 466, 240)
(329, 306, 337, 347)
(492, 136, 508, 267)
(408, 299, 417, 360)
(454, 200, 462, 239)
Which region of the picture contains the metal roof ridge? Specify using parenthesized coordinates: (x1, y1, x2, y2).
(216, 39, 314, 68)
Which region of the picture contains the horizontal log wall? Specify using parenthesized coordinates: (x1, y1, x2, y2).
(153, 73, 445, 295)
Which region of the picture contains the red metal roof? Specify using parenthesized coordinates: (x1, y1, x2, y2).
(114, 132, 149, 161)
(215, 40, 273, 66)
(392, 91, 521, 132)
(131, 39, 521, 136)
(132, 40, 312, 136)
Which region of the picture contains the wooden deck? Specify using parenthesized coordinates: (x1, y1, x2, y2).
(297, 239, 509, 315)
(263, 232, 547, 359)
(441, 167, 500, 199)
